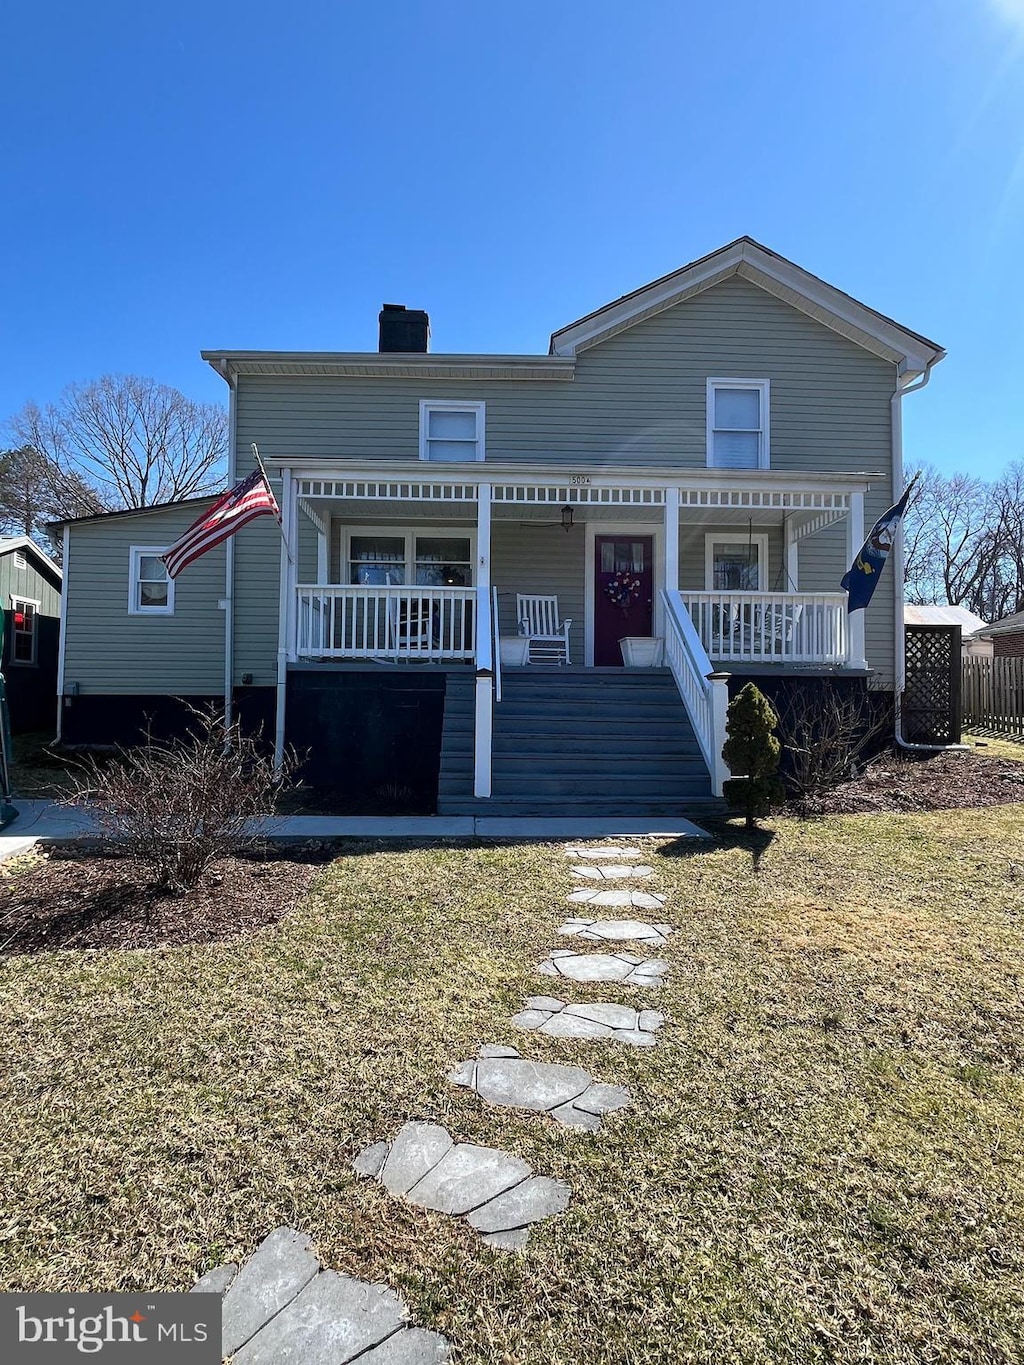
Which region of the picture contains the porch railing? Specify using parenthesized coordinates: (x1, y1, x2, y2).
(295, 585, 476, 661)
(661, 589, 730, 797)
(680, 591, 848, 665)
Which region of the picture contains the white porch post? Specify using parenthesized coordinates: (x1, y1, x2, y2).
(784, 516, 798, 591)
(664, 485, 680, 594)
(847, 490, 867, 670)
(474, 483, 493, 798)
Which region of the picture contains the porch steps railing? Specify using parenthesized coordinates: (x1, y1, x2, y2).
(438, 668, 725, 817)
(660, 589, 730, 798)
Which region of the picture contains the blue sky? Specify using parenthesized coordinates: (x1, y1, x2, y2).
(2, 0, 1023, 478)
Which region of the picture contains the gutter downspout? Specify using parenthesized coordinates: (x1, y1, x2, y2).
(891, 358, 968, 751)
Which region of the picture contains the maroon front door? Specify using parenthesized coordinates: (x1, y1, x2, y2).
(593, 535, 654, 665)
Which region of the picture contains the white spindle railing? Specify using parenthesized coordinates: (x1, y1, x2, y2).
(680, 591, 848, 665)
(661, 589, 730, 798)
(295, 585, 475, 660)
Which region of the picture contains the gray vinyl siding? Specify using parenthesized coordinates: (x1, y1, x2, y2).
(678, 524, 786, 593)
(233, 517, 282, 688)
(233, 276, 895, 477)
(492, 523, 585, 665)
(0, 550, 61, 619)
(63, 505, 226, 695)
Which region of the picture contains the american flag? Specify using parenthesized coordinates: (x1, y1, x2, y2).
(161, 468, 280, 579)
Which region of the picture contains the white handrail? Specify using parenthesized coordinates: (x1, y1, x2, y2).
(661, 588, 730, 798)
(295, 585, 475, 660)
(680, 591, 847, 665)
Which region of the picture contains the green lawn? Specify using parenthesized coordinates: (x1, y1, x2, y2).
(1, 808, 1023, 1364)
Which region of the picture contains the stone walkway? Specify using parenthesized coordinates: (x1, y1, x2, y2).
(352, 1121, 571, 1251)
(187, 837, 676, 1358)
(191, 1227, 450, 1363)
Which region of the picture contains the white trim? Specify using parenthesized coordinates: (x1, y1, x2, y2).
(706, 379, 770, 470)
(340, 524, 477, 587)
(704, 532, 769, 591)
(847, 490, 867, 670)
(56, 525, 69, 739)
(549, 237, 944, 376)
(784, 517, 799, 590)
(418, 399, 486, 463)
(127, 545, 175, 615)
(205, 352, 575, 382)
(584, 521, 663, 666)
(275, 468, 293, 771)
(7, 593, 41, 666)
(224, 373, 237, 727)
(0, 535, 63, 581)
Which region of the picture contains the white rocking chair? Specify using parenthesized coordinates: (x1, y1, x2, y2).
(516, 593, 573, 665)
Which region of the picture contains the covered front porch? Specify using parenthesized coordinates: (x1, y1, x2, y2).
(277, 466, 865, 673)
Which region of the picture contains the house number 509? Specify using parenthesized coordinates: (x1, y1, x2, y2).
(570, 475, 591, 485)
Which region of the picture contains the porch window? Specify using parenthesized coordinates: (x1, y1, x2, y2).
(419, 401, 485, 462)
(128, 546, 174, 614)
(347, 532, 474, 586)
(706, 380, 769, 469)
(9, 597, 37, 664)
(706, 534, 768, 590)
(414, 536, 472, 587)
(349, 535, 406, 585)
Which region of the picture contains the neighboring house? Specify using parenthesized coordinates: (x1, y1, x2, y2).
(904, 604, 993, 658)
(972, 608, 1024, 658)
(53, 237, 945, 815)
(0, 536, 63, 734)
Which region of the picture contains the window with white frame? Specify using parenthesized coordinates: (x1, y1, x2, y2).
(705, 534, 768, 591)
(706, 379, 769, 469)
(347, 530, 474, 586)
(128, 546, 174, 614)
(419, 401, 485, 462)
(9, 597, 37, 664)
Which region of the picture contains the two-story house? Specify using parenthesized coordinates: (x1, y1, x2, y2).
(54, 238, 944, 816)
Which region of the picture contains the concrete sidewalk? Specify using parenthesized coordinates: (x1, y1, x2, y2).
(0, 799, 709, 863)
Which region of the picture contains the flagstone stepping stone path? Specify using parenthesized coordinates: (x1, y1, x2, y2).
(537, 947, 669, 987)
(512, 996, 666, 1047)
(567, 887, 667, 910)
(192, 1226, 450, 1363)
(558, 916, 674, 946)
(570, 863, 653, 880)
(351, 1120, 571, 1251)
(449, 1044, 630, 1131)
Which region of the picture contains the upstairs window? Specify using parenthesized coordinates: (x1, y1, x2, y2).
(419, 401, 485, 462)
(129, 546, 175, 615)
(707, 379, 769, 469)
(10, 597, 37, 664)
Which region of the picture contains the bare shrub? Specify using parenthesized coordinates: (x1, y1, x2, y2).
(67, 708, 292, 892)
(777, 683, 891, 812)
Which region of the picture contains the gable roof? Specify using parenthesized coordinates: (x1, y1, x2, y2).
(904, 603, 988, 636)
(549, 237, 946, 379)
(48, 495, 217, 531)
(974, 608, 1024, 638)
(0, 535, 63, 582)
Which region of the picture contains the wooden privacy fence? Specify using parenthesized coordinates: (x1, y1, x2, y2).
(962, 656, 1024, 734)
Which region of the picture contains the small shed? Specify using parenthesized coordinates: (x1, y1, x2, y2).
(904, 604, 992, 658)
(0, 536, 63, 734)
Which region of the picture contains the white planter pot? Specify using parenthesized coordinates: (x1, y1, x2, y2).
(619, 636, 664, 667)
(500, 638, 531, 667)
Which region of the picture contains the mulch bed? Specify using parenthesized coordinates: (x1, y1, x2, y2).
(796, 747, 1024, 816)
(0, 848, 325, 955)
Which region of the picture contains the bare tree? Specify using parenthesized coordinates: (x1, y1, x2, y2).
(901, 463, 1010, 618)
(0, 441, 103, 540)
(7, 375, 227, 512)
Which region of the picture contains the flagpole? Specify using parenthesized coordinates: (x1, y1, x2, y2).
(252, 443, 294, 566)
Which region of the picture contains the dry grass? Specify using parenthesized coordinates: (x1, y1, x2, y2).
(1, 808, 1023, 1363)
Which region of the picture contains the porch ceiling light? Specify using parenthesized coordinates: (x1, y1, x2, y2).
(561, 505, 574, 532)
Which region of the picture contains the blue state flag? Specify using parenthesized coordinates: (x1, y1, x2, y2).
(841, 477, 918, 613)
